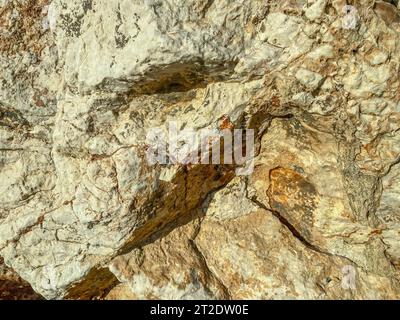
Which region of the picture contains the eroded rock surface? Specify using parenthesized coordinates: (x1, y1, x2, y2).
(1, 0, 400, 299)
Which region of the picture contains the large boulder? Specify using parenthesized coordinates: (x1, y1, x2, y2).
(0, 0, 400, 299)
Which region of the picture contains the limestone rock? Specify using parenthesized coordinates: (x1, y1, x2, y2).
(107, 178, 400, 299)
(0, 0, 400, 300)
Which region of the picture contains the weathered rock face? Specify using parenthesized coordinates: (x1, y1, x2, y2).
(0, 0, 400, 299)
(108, 179, 400, 299)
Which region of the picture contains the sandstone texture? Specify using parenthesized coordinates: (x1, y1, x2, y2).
(0, 0, 400, 300)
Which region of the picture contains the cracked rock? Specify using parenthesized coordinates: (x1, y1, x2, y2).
(1, 0, 400, 300)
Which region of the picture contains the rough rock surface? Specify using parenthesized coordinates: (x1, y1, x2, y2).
(0, 0, 400, 299)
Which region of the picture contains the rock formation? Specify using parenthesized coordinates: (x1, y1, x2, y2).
(0, 0, 399, 299)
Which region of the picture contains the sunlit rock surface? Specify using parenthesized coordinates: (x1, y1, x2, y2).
(0, 0, 400, 299)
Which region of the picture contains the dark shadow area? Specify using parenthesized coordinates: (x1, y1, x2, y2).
(0, 279, 43, 300)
